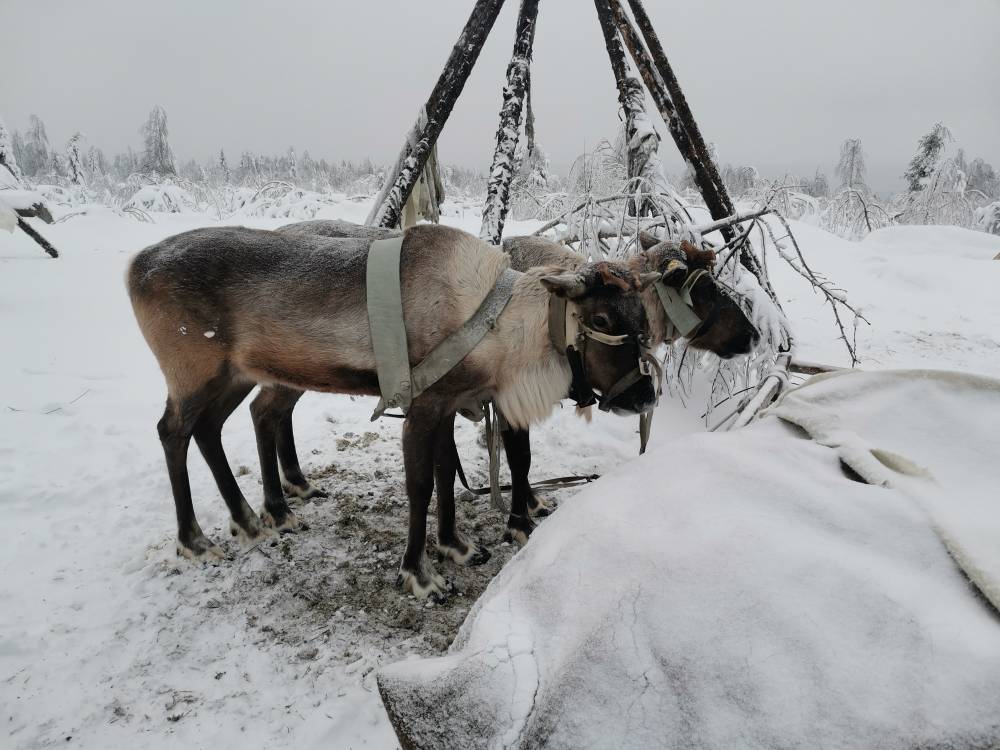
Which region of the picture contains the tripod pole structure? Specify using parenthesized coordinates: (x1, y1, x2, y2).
(367, 0, 507, 229)
(480, 0, 541, 245)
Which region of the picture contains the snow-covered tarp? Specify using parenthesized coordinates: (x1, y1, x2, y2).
(378, 370, 1000, 749)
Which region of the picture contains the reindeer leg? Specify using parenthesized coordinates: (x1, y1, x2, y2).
(192, 381, 272, 545)
(250, 387, 304, 533)
(158, 395, 223, 561)
(435, 414, 491, 566)
(271, 386, 329, 501)
(501, 427, 538, 545)
(398, 404, 449, 600)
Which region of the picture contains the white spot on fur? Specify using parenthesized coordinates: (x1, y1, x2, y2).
(203, 330, 216, 338)
(178, 325, 187, 335)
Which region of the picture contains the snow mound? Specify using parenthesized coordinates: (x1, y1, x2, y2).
(378, 373, 1000, 749)
(863, 224, 1000, 261)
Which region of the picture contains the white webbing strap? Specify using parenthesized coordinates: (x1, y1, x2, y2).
(367, 237, 412, 419)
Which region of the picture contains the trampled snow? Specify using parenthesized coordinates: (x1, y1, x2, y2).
(2, 197, 999, 748)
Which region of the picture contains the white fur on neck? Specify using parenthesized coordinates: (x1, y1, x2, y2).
(494, 350, 572, 430)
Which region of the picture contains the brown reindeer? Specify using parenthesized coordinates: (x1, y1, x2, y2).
(260, 221, 759, 545)
(127, 224, 658, 598)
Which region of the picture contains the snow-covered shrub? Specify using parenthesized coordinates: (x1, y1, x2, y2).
(231, 181, 332, 219)
(977, 201, 1000, 236)
(123, 179, 197, 213)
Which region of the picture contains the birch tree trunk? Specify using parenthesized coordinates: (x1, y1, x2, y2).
(479, 0, 541, 245)
(366, 0, 507, 229)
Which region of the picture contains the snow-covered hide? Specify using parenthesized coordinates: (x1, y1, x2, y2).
(378, 372, 1000, 750)
(766, 368, 1000, 612)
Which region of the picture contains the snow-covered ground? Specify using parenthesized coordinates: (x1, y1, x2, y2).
(1, 197, 998, 749)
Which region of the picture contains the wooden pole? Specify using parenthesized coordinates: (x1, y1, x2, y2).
(367, 0, 507, 229)
(16, 217, 59, 258)
(624, 0, 736, 219)
(479, 0, 540, 245)
(605, 0, 737, 239)
(594, 0, 653, 216)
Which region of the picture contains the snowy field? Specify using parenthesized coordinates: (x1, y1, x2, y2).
(2, 197, 999, 749)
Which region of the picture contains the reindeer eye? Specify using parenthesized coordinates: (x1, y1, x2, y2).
(591, 313, 612, 332)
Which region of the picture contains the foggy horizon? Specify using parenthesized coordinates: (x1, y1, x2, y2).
(2, 0, 998, 195)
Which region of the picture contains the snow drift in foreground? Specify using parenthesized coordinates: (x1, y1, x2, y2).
(379, 370, 1000, 749)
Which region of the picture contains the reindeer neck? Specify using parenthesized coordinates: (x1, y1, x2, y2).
(488, 270, 572, 430)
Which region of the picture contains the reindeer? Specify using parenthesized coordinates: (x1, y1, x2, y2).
(258, 221, 759, 546)
(127, 224, 658, 598)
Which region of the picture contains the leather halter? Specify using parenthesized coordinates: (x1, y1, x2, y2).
(547, 295, 656, 412)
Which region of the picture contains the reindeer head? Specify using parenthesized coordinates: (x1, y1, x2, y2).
(540, 261, 660, 415)
(636, 233, 759, 359)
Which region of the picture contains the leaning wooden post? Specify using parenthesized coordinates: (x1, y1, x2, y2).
(594, 0, 654, 216)
(605, 0, 736, 240)
(624, 0, 736, 220)
(16, 217, 59, 258)
(366, 0, 507, 229)
(479, 0, 541, 245)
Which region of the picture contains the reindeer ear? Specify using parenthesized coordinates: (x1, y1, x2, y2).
(638, 230, 661, 251)
(540, 272, 587, 299)
(680, 240, 717, 269)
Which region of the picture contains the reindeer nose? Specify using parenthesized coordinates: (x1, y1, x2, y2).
(608, 376, 657, 415)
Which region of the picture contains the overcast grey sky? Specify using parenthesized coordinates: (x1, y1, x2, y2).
(2, 0, 998, 193)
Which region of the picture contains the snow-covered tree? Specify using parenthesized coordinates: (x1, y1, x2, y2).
(22, 114, 51, 177)
(967, 157, 999, 200)
(87, 146, 108, 181)
(902, 123, 951, 193)
(66, 132, 86, 184)
(835, 138, 868, 192)
(140, 105, 176, 175)
(0, 116, 23, 182)
(218, 149, 231, 183)
(805, 168, 830, 198)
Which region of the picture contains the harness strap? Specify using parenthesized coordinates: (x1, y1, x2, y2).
(453, 443, 600, 497)
(639, 411, 653, 455)
(654, 268, 709, 339)
(367, 234, 517, 420)
(367, 237, 411, 418)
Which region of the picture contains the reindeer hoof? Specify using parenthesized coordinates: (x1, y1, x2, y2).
(503, 515, 535, 547)
(282, 481, 329, 501)
(177, 536, 226, 563)
(528, 494, 556, 518)
(437, 539, 491, 566)
(229, 516, 276, 545)
(260, 507, 306, 533)
(397, 560, 450, 601)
